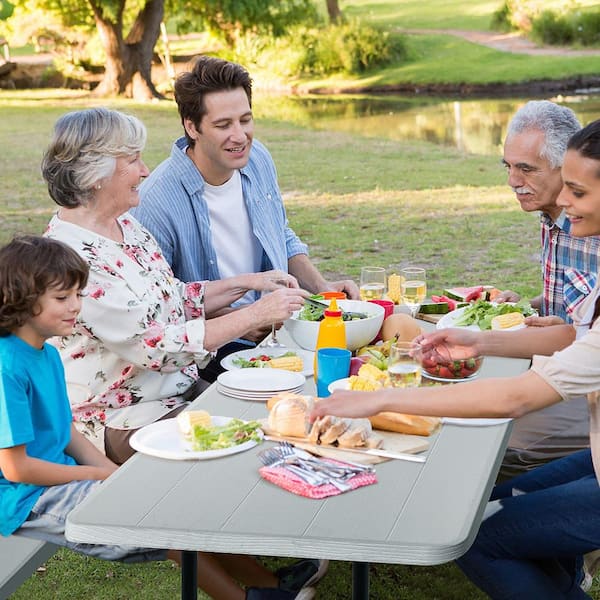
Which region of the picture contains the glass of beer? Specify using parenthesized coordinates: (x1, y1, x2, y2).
(400, 267, 426, 317)
(387, 342, 422, 388)
(359, 266, 386, 301)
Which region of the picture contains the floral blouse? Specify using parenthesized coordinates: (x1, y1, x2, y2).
(45, 213, 212, 434)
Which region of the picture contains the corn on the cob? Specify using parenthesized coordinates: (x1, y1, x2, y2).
(358, 363, 389, 383)
(349, 375, 383, 391)
(491, 312, 525, 330)
(177, 410, 211, 438)
(268, 355, 304, 372)
(387, 273, 402, 304)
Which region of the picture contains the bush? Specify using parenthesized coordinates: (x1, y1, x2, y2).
(231, 20, 407, 79)
(577, 10, 600, 46)
(531, 10, 574, 45)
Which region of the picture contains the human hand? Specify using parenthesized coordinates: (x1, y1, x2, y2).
(323, 279, 360, 300)
(251, 287, 308, 326)
(310, 390, 382, 421)
(252, 270, 299, 291)
(243, 323, 277, 343)
(524, 315, 565, 327)
(414, 328, 482, 359)
(94, 464, 118, 481)
(493, 289, 521, 304)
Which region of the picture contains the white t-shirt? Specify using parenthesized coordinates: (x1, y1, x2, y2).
(204, 170, 262, 306)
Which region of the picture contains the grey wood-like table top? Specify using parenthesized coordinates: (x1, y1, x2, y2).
(66, 329, 530, 566)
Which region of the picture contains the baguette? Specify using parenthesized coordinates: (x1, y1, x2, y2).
(368, 412, 440, 437)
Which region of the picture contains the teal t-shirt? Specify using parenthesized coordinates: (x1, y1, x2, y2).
(0, 334, 76, 536)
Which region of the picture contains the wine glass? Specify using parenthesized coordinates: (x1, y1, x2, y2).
(387, 342, 422, 388)
(400, 267, 426, 318)
(359, 267, 386, 301)
(259, 290, 285, 348)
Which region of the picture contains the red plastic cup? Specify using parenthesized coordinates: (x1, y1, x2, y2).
(368, 299, 394, 343)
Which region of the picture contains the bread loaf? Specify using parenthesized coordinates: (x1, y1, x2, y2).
(368, 412, 440, 437)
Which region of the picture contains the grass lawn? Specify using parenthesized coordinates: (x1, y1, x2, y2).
(2, 0, 600, 597)
(2, 89, 597, 598)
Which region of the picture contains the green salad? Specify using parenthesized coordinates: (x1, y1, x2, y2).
(298, 294, 368, 322)
(189, 419, 262, 451)
(454, 299, 535, 330)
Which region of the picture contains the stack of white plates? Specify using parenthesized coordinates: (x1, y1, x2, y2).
(216, 369, 306, 401)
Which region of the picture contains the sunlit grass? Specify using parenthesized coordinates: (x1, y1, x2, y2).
(294, 32, 600, 92)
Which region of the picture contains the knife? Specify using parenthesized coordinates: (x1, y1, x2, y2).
(263, 435, 426, 463)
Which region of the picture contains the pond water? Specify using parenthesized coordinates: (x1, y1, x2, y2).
(254, 93, 600, 156)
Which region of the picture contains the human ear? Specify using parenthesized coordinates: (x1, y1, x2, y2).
(184, 118, 200, 140)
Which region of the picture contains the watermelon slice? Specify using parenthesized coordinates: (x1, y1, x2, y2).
(443, 286, 484, 303)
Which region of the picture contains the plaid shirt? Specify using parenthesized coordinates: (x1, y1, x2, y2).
(540, 211, 600, 322)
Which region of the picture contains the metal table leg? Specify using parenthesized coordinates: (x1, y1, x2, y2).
(352, 561, 369, 599)
(181, 550, 198, 600)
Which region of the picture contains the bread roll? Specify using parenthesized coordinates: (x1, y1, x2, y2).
(267, 394, 313, 438)
(368, 412, 440, 437)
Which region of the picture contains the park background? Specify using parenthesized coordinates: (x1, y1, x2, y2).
(1, 0, 600, 597)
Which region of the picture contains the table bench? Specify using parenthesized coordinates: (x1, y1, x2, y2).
(0, 536, 57, 600)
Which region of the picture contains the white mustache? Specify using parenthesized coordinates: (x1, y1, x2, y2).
(512, 186, 534, 194)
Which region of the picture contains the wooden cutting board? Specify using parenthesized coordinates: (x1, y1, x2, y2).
(259, 420, 430, 464)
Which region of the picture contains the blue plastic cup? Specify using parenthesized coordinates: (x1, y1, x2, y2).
(316, 347, 352, 397)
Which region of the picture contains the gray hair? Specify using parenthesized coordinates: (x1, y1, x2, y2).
(42, 107, 147, 208)
(506, 100, 581, 169)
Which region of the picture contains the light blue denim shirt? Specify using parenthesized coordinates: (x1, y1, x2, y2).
(133, 137, 308, 297)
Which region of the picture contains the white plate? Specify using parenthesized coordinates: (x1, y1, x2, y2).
(217, 369, 305, 393)
(220, 348, 315, 377)
(436, 305, 527, 332)
(328, 377, 351, 393)
(442, 417, 512, 427)
(217, 384, 304, 401)
(129, 416, 262, 460)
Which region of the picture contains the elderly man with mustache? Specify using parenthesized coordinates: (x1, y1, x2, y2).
(499, 100, 600, 323)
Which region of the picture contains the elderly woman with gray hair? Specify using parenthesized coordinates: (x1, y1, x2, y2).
(42, 107, 306, 464)
(41, 107, 327, 600)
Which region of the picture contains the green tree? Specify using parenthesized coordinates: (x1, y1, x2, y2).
(8, 0, 316, 99)
(171, 0, 318, 45)
(326, 0, 342, 23)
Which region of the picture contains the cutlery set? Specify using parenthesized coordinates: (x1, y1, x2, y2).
(258, 441, 374, 492)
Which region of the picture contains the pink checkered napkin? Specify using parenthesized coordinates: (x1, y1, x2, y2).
(259, 463, 377, 498)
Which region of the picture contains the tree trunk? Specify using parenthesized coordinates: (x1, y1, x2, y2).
(326, 0, 342, 23)
(90, 0, 164, 100)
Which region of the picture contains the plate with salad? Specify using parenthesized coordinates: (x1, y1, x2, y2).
(220, 348, 315, 377)
(436, 300, 536, 331)
(130, 415, 263, 460)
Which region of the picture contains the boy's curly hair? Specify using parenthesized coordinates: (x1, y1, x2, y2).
(0, 235, 89, 335)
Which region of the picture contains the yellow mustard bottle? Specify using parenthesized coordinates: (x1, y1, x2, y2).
(313, 298, 347, 382)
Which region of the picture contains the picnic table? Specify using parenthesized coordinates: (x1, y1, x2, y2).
(65, 324, 530, 599)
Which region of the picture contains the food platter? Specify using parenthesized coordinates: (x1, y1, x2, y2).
(421, 370, 481, 383)
(436, 305, 527, 331)
(220, 348, 315, 377)
(129, 416, 262, 460)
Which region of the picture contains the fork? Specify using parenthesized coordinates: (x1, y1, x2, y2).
(258, 447, 352, 491)
(258, 448, 325, 487)
(277, 441, 374, 476)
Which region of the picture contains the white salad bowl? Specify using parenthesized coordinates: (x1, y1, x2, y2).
(283, 299, 385, 352)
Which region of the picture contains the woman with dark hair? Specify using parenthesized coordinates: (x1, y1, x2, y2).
(312, 120, 600, 598)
